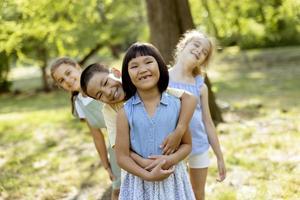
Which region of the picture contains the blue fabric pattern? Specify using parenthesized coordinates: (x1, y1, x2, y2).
(169, 75, 210, 155)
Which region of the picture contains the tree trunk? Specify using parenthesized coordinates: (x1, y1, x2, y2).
(39, 47, 51, 92)
(78, 43, 103, 66)
(145, 0, 223, 124)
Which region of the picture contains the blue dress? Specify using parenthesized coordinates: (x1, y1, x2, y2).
(119, 92, 195, 200)
(169, 75, 210, 155)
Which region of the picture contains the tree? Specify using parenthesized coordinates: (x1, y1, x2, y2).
(1, 0, 146, 92)
(145, 0, 223, 124)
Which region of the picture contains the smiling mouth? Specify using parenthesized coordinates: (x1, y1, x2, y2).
(138, 75, 152, 80)
(113, 88, 118, 99)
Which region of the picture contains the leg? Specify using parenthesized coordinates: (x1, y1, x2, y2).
(189, 167, 208, 200)
(111, 188, 120, 200)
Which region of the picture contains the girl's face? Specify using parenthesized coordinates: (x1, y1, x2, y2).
(180, 37, 210, 67)
(52, 63, 81, 92)
(86, 71, 125, 104)
(128, 55, 160, 92)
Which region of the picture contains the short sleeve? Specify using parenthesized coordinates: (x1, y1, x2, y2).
(166, 87, 184, 98)
(74, 99, 86, 119)
(102, 104, 117, 148)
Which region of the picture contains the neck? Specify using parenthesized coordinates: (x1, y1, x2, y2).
(137, 87, 161, 104)
(172, 60, 194, 78)
(109, 101, 124, 111)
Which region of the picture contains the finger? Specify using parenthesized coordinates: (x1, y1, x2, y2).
(161, 166, 175, 174)
(166, 148, 174, 155)
(148, 155, 161, 159)
(162, 145, 170, 154)
(145, 161, 158, 170)
(160, 138, 168, 149)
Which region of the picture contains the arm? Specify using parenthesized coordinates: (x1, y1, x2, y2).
(86, 122, 115, 180)
(162, 88, 197, 154)
(200, 84, 226, 182)
(115, 108, 174, 181)
(146, 128, 192, 170)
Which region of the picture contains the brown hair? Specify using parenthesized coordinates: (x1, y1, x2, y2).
(50, 57, 79, 115)
(173, 30, 213, 76)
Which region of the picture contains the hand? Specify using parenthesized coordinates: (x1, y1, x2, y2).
(145, 155, 170, 171)
(106, 167, 116, 181)
(130, 152, 153, 168)
(216, 158, 226, 182)
(148, 160, 175, 181)
(161, 131, 183, 155)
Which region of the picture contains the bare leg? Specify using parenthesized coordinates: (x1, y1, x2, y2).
(111, 188, 120, 200)
(189, 167, 208, 200)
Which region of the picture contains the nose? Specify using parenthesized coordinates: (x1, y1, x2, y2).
(138, 65, 148, 74)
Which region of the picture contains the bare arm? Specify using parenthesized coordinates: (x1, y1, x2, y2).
(200, 84, 226, 181)
(86, 122, 115, 180)
(162, 89, 197, 154)
(146, 128, 192, 170)
(116, 108, 174, 181)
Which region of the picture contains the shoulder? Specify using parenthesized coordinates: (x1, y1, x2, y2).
(200, 83, 208, 98)
(163, 92, 181, 106)
(166, 87, 184, 98)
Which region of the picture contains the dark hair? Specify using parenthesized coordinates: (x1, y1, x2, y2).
(122, 42, 169, 100)
(80, 63, 109, 96)
(50, 57, 79, 115)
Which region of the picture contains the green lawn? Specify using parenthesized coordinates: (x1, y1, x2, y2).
(1, 46, 299, 200)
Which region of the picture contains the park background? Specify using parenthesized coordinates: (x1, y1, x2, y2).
(0, 0, 300, 199)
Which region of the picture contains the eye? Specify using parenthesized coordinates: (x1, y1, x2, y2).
(129, 65, 137, 69)
(146, 61, 153, 64)
(194, 43, 200, 48)
(59, 78, 64, 83)
(104, 79, 108, 86)
(65, 70, 71, 76)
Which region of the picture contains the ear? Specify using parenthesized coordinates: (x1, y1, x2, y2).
(111, 67, 121, 78)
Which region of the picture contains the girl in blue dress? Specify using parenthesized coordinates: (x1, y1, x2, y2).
(115, 42, 195, 200)
(169, 30, 226, 200)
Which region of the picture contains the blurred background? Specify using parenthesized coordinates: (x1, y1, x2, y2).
(0, 0, 299, 199)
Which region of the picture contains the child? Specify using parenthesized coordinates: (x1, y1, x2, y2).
(115, 42, 195, 199)
(80, 64, 197, 155)
(50, 57, 120, 200)
(169, 30, 226, 200)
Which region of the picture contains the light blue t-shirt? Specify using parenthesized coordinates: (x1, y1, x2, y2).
(169, 75, 209, 155)
(124, 92, 180, 158)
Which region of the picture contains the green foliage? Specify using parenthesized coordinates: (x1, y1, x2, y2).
(0, 0, 146, 91)
(1, 47, 300, 199)
(190, 0, 300, 49)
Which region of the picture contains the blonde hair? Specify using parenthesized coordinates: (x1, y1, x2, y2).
(174, 30, 213, 76)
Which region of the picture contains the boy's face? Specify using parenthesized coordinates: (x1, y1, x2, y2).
(86, 71, 125, 104)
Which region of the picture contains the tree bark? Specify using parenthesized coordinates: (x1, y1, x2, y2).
(145, 0, 223, 124)
(78, 43, 103, 66)
(38, 46, 51, 92)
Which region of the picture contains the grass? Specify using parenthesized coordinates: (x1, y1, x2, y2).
(1, 46, 300, 199)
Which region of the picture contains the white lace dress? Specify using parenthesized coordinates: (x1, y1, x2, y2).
(119, 162, 195, 200)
